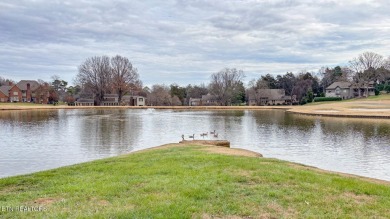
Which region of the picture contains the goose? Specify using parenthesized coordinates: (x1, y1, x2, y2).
(213, 133, 218, 138)
(181, 134, 185, 141)
(188, 134, 195, 139)
(210, 130, 216, 134)
(200, 132, 208, 137)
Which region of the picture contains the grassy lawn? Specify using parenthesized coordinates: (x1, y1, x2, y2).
(1, 144, 389, 218)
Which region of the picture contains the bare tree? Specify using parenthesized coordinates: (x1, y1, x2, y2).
(76, 56, 111, 105)
(349, 52, 385, 73)
(111, 55, 139, 103)
(209, 68, 245, 106)
(349, 52, 386, 97)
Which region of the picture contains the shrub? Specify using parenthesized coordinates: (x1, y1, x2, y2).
(313, 97, 342, 102)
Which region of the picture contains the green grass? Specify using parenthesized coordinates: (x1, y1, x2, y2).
(1, 145, 389, 218)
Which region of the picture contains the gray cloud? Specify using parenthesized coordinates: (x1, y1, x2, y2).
(0, 0, 389, 86)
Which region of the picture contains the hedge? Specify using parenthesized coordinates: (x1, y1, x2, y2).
(313, 97, 342, 102)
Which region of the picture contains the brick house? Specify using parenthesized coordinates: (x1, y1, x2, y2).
(0, 85, 11, 102)
(7, 80, 48, 103)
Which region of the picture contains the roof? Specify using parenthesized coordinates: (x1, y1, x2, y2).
(258, 89, 286, 100)
(202, 94, 217, 101)
(76, 98, 94, 103)
(104, 94, 118, 98)
(15, 80, 40, 91)
(0, 85, 11, 97)
(326, 82, 351, 89)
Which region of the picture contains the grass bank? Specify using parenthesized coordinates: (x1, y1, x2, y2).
(288, 94, 390, 118)
(0, 144, 389, 218)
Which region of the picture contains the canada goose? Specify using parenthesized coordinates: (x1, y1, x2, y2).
(181, 134, 185, 141)
(189, 134, 195, 139)
(213, 133, 218, 138)
(200, 132, 208, 137)
(210, 130, 216, 134)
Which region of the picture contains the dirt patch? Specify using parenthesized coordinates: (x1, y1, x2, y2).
(314, 110, 340, 113)
(33, 197, 58, 205)
(180, 140, 230, 147)
(201, 146, 262, 157)
(343, 192, 375, 204)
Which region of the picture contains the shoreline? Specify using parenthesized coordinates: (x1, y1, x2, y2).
(2, 99, 390, 119)
(132, 142, 390, 186)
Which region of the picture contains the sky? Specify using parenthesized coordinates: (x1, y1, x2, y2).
(1, 0, 390, 87)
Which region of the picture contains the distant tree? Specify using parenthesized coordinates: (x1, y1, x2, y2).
(110, 55, 139, 103)
(209, 68, 245, 106)
(170, 84, 186, 105)
(147, 84, 181, 106)
(277, 72, 297, 96)
(232, 80, 246, 105)
(186, 84, 209, 99)
(0, 76, 15, 86)
(50, 75, 68, 101)
(76, 56, 112, 105)
(349, 52, 387, 97)
(257, 74, 277, 89)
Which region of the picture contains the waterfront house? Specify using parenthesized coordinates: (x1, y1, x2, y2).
(0, 85, 11, 102)
(3, 80, 48, 104)
(201, 94, 218, 106)
(325, 81, 375, 99)
(248, 89, 292, 106)
(100, 94, 146, 106)
(189, 98, 201, 106)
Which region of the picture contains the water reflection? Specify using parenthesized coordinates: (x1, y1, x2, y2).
(0, 109, 389, 181)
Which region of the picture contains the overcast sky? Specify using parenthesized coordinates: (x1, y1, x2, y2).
(1, 0, 389, 86)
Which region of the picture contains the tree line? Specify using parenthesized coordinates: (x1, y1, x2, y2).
(1, 51, 389, 105)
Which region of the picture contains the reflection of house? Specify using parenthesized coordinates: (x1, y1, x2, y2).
(201, 94, 218, 106)
(325, 81, 375, 99)
(189, 98, 201, 106)
(248, 89, 293, 106)
(0, 80, 48, 104)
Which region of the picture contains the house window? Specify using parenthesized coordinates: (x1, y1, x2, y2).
(335, 88, 341, 95)
(13, 91, 18, 95)
(139, 98, 143, 102)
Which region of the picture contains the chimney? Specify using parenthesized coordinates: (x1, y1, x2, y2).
(27, 83, 31, 102)
(8, 81, 13, 86)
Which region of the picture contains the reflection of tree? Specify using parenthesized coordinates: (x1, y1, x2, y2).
(252, 110, 316, 132)
(319, 117, 390, 142)
(0, 110, 58, 124)
(78, 109, 142, 155)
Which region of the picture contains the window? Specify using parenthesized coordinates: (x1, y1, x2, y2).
(335, 88, 341, 95)
(139, 98, 144, 102)
(13, 91, 18, 95)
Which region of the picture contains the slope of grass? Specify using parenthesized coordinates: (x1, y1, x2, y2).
(1, 144, 389, 218)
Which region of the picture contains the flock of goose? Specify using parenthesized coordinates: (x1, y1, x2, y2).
(182, 130, 218, 141)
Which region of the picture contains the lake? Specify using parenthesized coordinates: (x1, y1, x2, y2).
(0, 109, 389, 181)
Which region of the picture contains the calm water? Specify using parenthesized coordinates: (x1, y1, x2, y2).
(0, 109, 389, 181)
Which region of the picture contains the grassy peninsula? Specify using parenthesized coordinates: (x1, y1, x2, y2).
(0, 144, 389, 218)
